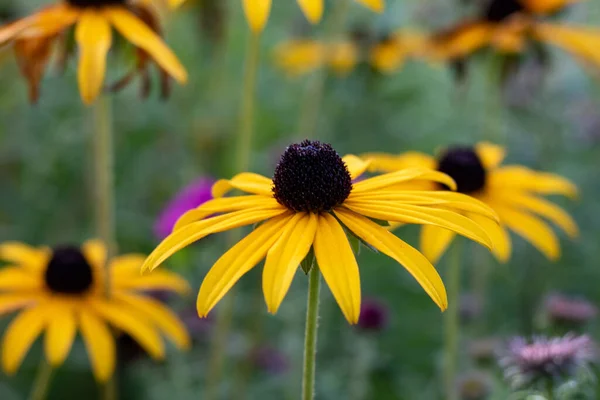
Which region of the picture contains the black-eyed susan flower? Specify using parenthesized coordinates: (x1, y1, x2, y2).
(142, 140, 500, 324)
(0, 0, 187, 104)
(369, 30, 429, 73)
(242, 0, 384, 33)
(428, 0, 600, 72)
(0, 240, 190, 381)
(363, 142, 578, 264)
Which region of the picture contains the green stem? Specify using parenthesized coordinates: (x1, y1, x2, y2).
(28, 359, 53, 400)
(92, 97, 117, 400)
(204, 30, 261, 400)
(302, 266, 321, 400)
(295, 0, 350, 140)
(443, 241, 462, 400)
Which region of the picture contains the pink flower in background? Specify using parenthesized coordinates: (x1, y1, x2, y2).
(154, 178, 215, 239)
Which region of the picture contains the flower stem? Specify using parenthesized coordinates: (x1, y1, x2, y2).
(28, 359, 53, 400)
(443, 240, 462, 400)
(302, 266, 321, 400)
(204, 30, 262, 400)
(92, 96, 117, 400)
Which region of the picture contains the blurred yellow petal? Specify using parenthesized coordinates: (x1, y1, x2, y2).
(168, 0, 187, 8)
(0, 5, 78, 44)
(0, 268, 42, 291)
(490, 166, 578, 198)
(115, 293, 190, 350)
(79, 310, 115, 382)
(342, 155, 371, 180)
(0, 294, 38, 315)
(0, 242, 48, 272)
(468, 212, 512, 263)
(495, 206, 560, 261)
(297, 0, 323, 23)
(45, 304, 76, 366)
(335, 209, 447, 310)
(109, 254, 146, 276)
(475, 142, 505, 170)
(430, 22, 492, 60)
(105, 7, 187, 83)
(533, 23, 600, 68)
(75, 10, 112, 105)
(352, 168, 456, 194)
(523, 0, 584, 15)
(197, 213, 292, 317)
(212, 173, 273, 197)
(274, 40, 323, 76)
(355, 0, 384, 13)
(263, 213, 317, 314)
(419, 225, 456, 265)
(2, 305, 48, 374)
(328, 41, 358, 75)
(362, 152, 436, 172)
(115, 271, 190, 294)
(242, 0, 272, 33)
(92, 300, 165, 359)
(82, 239, 107, 270)
(313, 213, 361, 324)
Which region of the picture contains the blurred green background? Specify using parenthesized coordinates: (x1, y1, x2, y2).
(1, 0, 600, 398)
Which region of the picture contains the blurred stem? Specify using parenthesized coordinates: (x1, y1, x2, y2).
(295, 0, 350, 139)
(443, 241, 462, 400)
(302, 266, 321, 400)
(483, 53, 504, 144)
(28, 359, 53, 400)
(205, 31, 262, 400)
(92, 96, 118, 400)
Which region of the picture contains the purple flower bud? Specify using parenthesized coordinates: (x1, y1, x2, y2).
(544, 293, 598, 326)
(357, 298, 389, 332)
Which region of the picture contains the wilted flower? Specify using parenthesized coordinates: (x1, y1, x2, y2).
(357, 297, 389, 332)
(544, 293, 598, 327)
(457, 371, 492, 400)
(500, 334, 597, 389)
(154, 177, 215, 240)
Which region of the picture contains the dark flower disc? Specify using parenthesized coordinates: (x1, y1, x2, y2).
(67, 0, 127, 7)
(437, 147, 487, 194)
(272, 140, 352, 213)
(483, 0, 524, 22)
(45, 246, 94, 295)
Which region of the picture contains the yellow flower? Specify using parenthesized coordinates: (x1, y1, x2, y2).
(242, 0, 384, 33)
(363, 142, 578, 264)
(142, 140, 500, 324)
(369, 30, 429, 73)
(0, 0, 187, 104)
(428, 0, 600, 69)
(274, 39, 358, 77)
(0, 240, 190, 381)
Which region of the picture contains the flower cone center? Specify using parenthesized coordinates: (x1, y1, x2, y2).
(437, 147, 486, 194)
(67, 0, 127, 7)
(45, 246, 94, 295)
(272, 140, 352, 213)
(484, 0, 525, 21)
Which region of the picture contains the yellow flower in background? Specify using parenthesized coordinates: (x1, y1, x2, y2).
(242, 0, 384, 33)
(0, 0, 187, 104)
(363, 142, 578, 264)
(274, 39, 358, 77)
(142, 140, 500, 324)
(369, 30, 429, 73)
(428, 0, 600, 69)
(0, 240, 190, 381)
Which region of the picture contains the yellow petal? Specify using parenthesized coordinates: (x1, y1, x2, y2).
(534, 23, 600, 67)
(2, 305, 48, 374)
(495, 206, 560, 261)
(242, 0, 272, 33)
(104, 7, 187, 83)
(197, 213, 292, 317)
(342, 155, 371, 181)
(274, 40, 324, 76)
(114, 271, 191, 295)
(490, 166, 578, 199)
(109, 254, 146, 276)
(0, 4, 78, 44)
(297, 0, 324, 23)
(335, 208, 447, 310)
(370, 40, 407, 73)
(0, 267, 42, 291)
(75, 10, 112, 105)
(328, 41, 358, 74)
(361, 151, 436, 173)
(0, 294, 38, 315)
(211, 173, 273, 198)
(352, 168, 456, 194)
(0, 242, 48, 272)
(263, 212, 318, 314)
(475, 142, 505, 170)
(174, 196, 282, 231)
(45, 303, 77, 366)
(354, 0, 384, 13)
(467, 212, 512, 263)
(522, 0, 582, 14)
(142, 207, 288, 273)
(168, 0, 187, 8)
(114, 293, 190, 350)
(419, 225, 456, 265)
(91, 300, 165, 359)
(79, 310, 115, 382)
(82, 239, 107, 270)
(430, 22, 493, 60)
(343, 202, 493, 250)
(313, 213, 361, 324)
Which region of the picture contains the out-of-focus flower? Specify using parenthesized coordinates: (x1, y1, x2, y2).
(142, 140, 499, 324)
(460, 292, 483, 324)
(251, 346, 289, 374)
(363, 142, 578, 263)
(544, 293, 598, 327)
(0, 0, 187, 104)
(154, 177, 215, 240)
(369, 30, 429, 73)
(469, 337, 501, 366)
(499, 334, 597, 389)
(0, 240, 190, 381)
(457, 371, 492, 400)
(357, 297, 389, 332)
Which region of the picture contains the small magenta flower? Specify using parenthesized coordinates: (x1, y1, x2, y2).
(357, 298, 389, 332)
(154, 178, 215, 240)
(544, 293, 598, 327)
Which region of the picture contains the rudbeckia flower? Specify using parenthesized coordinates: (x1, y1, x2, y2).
(0, 240, 190, 381)
(0, 0, 187, 104)
(429, 0, 600, 71)
(363, 142, 578, 263)
(274, 39, 358, 77)
(142, 140, 500, 324)
(369, 30, 429, 73)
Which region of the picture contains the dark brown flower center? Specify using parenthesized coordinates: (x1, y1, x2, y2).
(483, 0, 524, 21)
(437, 147, 487, 194)
(45, 246, 94, 295)
(272, 140, 352, 213)
(66, 0, 127, 7)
